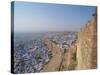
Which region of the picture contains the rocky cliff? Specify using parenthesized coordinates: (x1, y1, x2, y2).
(60, 39, 77, 70)
(42, 38, 63, 72)
(76, 13, 97, 69)
(42, 13, 97, 72)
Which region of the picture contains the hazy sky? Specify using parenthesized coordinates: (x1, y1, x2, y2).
(13, 1, 96, 32)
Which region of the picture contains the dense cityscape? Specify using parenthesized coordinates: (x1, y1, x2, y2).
(14, 32, 77, 73)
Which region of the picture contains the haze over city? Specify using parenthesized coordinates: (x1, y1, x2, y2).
(14, 2, 96, 32)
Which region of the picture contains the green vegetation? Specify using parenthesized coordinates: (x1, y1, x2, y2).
(68, 59, 77, 70)
(68, 49, 77, 70)
(48, 51, 53, 59)
(72, 52, 76, 61)
(64, 48, 67, 53)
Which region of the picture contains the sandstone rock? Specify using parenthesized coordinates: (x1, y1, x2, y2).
(42, 38, 63, 72)
(42, 12, 97, 71)
(76, 13, 97, 69)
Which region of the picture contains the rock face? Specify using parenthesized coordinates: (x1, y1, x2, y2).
(76, 14, 97, 69)
(42, 13, 97, 71)
(60, 40, 77, 70)
(42, 38, 63, 72)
